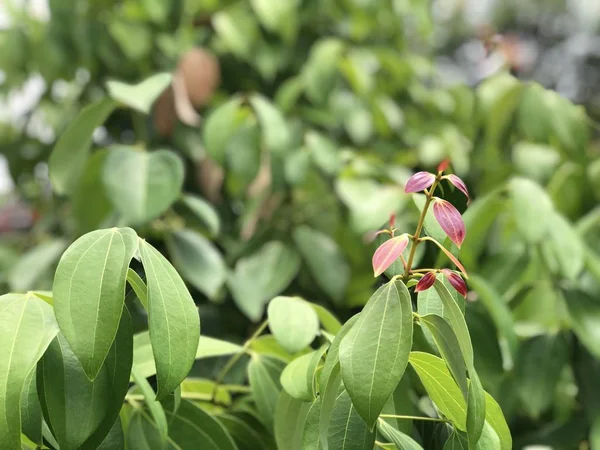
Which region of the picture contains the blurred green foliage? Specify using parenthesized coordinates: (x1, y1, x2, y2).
(2, 0, 600, 448)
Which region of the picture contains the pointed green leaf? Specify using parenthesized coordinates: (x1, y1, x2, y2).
(339, 280, 413, 428)
(248, 355, 286, 430)
(274, 391, 311, 450)
(280, 345, 327, 401)
(467, 369, 486, 448)
(126, 411, 164, 450)
(302, 397, 323, 450)
(106, 73, 172, 114)
(508, 177, 554, 243)
(228, 241, 300, 322)
(380, 373, 415, 435)
(0, 294, 59, 449)
(310, 303, 342, 334)
(181, 194, 221, 237)
(432, 280, 473, 370)
(327, 390, 375, 450)
(131, 367, 168, 446)
(377, 419, 423, 450)
(49, 98, 116, 194)
(103, 147, 184, 225)
(420, 314, 468, 399)
(80, 310, 133, 450)
(250, 93, 291, 153)
(268, 296, 319, 353)
(20, 370, 42, 446)
(53, 227, 137, 379)
(293, 226, 350, 303)
(96, 417, 125, 450)
(9, 239, 68, 292)
(166, 229, 227, 300)
(444, 431, 468, 450)
(38, 334, 110, 449)
(564, 289, 600, 358)
(139, 240, 200, 399)
(418, 274, 465, 319)
(220, 413, 276, 450)
(319, 363, 342, 450)
(320, 314, 359, 391)
(203, 96, 243, 164)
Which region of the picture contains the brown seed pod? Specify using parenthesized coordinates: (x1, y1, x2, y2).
(153, 87, 176, 137)
(177, 48, 220, 107)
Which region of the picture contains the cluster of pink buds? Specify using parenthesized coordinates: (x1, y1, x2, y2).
(371, 160, 469, 298)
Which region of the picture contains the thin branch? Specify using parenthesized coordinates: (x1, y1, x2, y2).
(379, 414, 450, 423)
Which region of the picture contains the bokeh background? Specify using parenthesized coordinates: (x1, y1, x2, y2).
(2, 0, 600, 449)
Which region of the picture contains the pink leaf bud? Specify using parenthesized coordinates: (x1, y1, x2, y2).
(415, 272, 436, 293)
(446, 174, 470, 200)
(389, 214, 396, 229)
(405, 172, 435, 193)
(372, 234, 409, 277)
(441, 269, 468, 297)
(437, 159, 450, 172)
(433, 198, 466, 248)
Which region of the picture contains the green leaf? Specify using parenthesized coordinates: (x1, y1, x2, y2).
(444, 432, 468, 450)
(320, 315, 359, 391)
(545, 211, 584, 280)
(564, 289, 600, 358)
(310, 304, 342, 335)
(418, 274, 465, 320)
(432, 280, 473, 369)
(53, 227, 137, 379)
(126, 411, 163, 450)
(139, 240, 201, 399)
(467, 370, 486, 448)
(167, 401, 237, 450)
(106, 73, 172, 114)
(302, 398, 323, 450)
(420, 314, 468, 399)
(293, 226, 350, 303)
(327, 390, 375, 450)
(281, 345, 327, 401)
(229, 241, 301, 322)
(179, 378, 231, 405)
(267, 296, 319, 353)
(80, 310, 133, 450)
(319, 364, 342, 450)
(508, 177, 554, 244)
(380, 373, 415, 434)
(72, 150, 114, 234)
(302, 38, 345, 104)
(409, 351, 466, 429)
(306, 131, 340, 175)
(141, 0, 170, 23)
(166, 229, 227, 300)
(96, 417, 125, 450)
(180, 194, 221, 237)
(339, 280, 413, 428)
(127, 269, 148, 310)
(49, 98, 116, 195)
(8, 239, 67, 292)
(250, 93, 291, 153)
(203, 97, 243, 164)
(38, 334, 110, 449)
(274, 391, 311, 450)
(131, 367, 168, 446)
(377, 419, 423, 450)
(409, 352, 512, 450)
(250, 0, 298, 43)
(515, 334, 568, 418)
(20, 369, 42, 446)
(248, 355, 286, 430)
(467, 275, 518, 367)
(103, 147, 184, 225)
(133, 331, 242, 380)
(213, 6, 259, 59)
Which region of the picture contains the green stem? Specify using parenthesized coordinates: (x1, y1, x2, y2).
(379, 414, 450, 423)
(375, 441, 392, 449)
(404, 177, 440, 277)
(211, 320, 269, 400)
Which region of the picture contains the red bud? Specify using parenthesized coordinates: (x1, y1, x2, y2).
(415, 272, 436, 292)
(432, 198, 466, 248)
(446, 174, 469, 200)
(405, 172, 435, 193)
(437, 159, 450, 172)
(372, 234, 409, 277)
(441, 269, 467, 297)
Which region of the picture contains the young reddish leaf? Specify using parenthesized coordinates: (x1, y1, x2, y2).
(404, 172, 435, 193)
(415, 272, 436, 292)
(432, 198, 465, 248)
(421, 236, 468, 278)
(372, 234, 409, 277)
(389, 214, 396, 229)
(446, 174, 470, 200)
(441, 269, 468, 297)
(437, 159, 450, 172)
